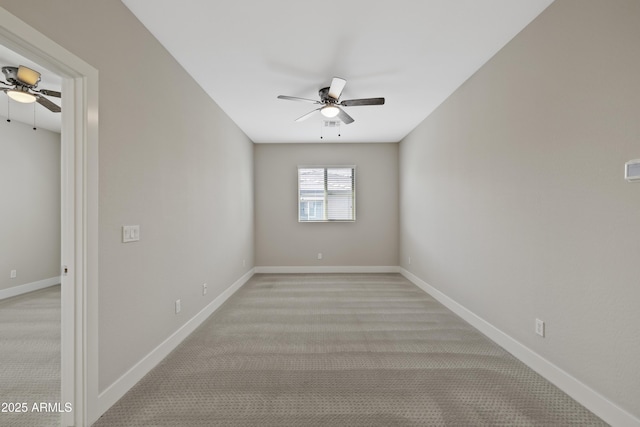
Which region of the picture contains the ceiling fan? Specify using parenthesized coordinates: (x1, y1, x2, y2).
(277, 77, 384, 124)
(1, 65, 61, 113)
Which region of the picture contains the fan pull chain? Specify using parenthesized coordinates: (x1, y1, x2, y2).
(6, 97, 10, 123)
(319, 120, 342, 140)
(33, 103, 37, 130)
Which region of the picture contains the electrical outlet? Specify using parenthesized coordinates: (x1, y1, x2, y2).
(10, 269, 17, 279)
(535, 318, 545, 337)
(202, 283, 207, 296)
(175, 299, 181, 314)
(317, 252, 323, 260)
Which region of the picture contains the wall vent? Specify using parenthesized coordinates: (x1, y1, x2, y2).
(323, 120, 340, 128)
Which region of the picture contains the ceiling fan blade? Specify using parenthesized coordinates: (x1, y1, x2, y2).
(37, 88, 62, 98)
(36, 95, 61, 113)
(328, 77, 346, 100)
(278, 95, 320, 104)
(295, 108, 321, 122)
(340, 97, 385, 107)
(336, 107, 354, 124)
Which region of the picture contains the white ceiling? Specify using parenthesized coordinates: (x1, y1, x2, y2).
(3, 2, 555, 142)
(0, 45, 62, 133)
(121, 0, 554, 143)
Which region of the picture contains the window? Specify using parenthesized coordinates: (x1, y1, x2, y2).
(298, 166, 355, 222)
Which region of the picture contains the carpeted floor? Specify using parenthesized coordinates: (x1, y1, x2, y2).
(94, 273, 607, 426)
(0, 285, 61, 427)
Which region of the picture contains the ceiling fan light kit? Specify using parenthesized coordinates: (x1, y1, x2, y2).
(320, 105, 340, 118)
(278, 76, 384, 125)
(7, 88, 36, 103)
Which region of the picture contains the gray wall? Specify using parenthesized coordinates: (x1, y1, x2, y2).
(399, 0, 640, 418)
(255, 143, 398, 267)
(0, 118, 60, 291)
(0, 0, 254, 391)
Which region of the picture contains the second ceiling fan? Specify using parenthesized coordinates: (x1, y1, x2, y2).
(1, 65, 61, 113)
(277, 77, 384, 124)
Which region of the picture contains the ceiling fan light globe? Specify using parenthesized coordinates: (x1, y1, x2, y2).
(321, 105, 340, 118)
(7, 90, 37, 104)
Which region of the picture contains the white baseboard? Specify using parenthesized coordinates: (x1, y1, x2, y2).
(254, 265, 400, 274)
(399, 268, 640, 427)
(0, 276, 60, 300)
(95, 268, 255, 418)
(91, 266, 638, 426)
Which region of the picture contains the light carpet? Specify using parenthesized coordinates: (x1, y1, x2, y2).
(0, 285, 61, 427)
(94, 273, 606, 426)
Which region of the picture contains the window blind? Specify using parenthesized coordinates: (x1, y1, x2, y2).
(298, 166, 355, 222)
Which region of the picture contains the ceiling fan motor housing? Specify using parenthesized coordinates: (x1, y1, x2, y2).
(319, 87, 335, 103)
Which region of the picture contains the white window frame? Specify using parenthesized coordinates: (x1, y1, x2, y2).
(298, 165, 356, 222)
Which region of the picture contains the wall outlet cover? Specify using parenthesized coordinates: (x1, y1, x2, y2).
(535, 318, 545, 337)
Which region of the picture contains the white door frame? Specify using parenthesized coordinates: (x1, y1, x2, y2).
(0, 8, 98, 426)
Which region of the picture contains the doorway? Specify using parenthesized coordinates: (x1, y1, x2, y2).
(1, 7, 98, 426)
(0, 44, 63, 427)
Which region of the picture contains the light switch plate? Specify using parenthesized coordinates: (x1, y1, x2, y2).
(625, 159, 640, 182)
(122, 225, 140, 243)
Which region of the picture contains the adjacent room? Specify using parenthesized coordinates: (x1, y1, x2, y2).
(0, 1, 638, 426)
(0, 45, 62, 427)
